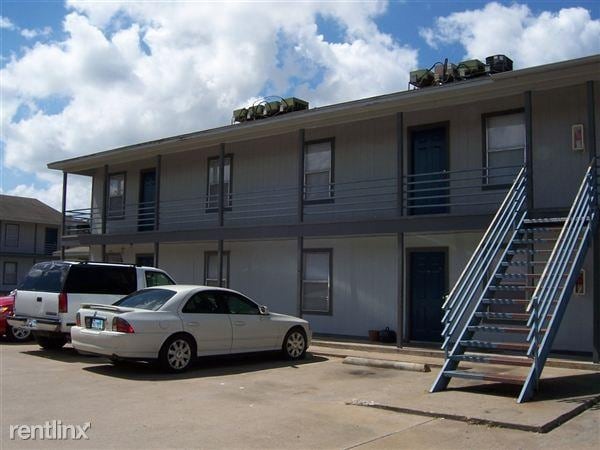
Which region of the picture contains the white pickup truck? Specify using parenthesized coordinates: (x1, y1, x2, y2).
(8, 261, 176, 349)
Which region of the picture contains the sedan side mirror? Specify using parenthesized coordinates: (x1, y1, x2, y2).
(259, 305, 269, 315)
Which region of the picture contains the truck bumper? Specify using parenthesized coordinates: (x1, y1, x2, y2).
(7, 316, 61, 333)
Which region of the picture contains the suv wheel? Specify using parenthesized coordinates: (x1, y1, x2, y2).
(159, 335, 195, 372)
(6, 326, 32, 342)
(34, 333, 67, 350)
(282, 328, 307, 360)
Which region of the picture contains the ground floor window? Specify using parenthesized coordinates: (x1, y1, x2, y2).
(302, 249, 332, 314)
(3, 262, 18, 285)
(204, 251, 230, 287)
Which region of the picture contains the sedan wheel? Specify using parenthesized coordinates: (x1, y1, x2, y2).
(7, 326, 31, 342)
(160, 336, 195, 372)
(283, 329, 307, 360)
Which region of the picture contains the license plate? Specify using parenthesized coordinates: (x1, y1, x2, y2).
(26, 319, 37, 328)
(91, 318, 105, 330)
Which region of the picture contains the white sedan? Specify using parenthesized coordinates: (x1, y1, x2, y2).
(71, 285, 311, 372)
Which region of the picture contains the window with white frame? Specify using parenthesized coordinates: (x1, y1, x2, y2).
(3, 262, 17, 285)
(304, 140, 333, 201)
(302, 250, 332, 313)
(107, 173, 126, 219)
(4, 223, 19, 247)
(485, 112, 525, 186)
(206, 156, 232, 211)
(204, 251, 230, 287)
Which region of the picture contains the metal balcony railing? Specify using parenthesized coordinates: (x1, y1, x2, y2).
(63, 166, 519, 237)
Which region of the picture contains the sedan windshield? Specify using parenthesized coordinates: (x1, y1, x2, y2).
(113, 288, 176, 311)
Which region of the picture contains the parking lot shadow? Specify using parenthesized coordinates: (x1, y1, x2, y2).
(82, 352, 328, 381)
(22, 346, 108, 364)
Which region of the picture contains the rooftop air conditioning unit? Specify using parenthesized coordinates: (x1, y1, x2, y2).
(486, 55, 513, 74)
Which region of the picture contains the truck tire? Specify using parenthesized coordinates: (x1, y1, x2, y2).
(34, 333, 67, 350)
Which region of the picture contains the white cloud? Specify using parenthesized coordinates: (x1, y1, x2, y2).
(1, 1, 418, 211)
(420, 2, 600, 67)
(20, 26, 53, 40)
(0, 16, 15, 30)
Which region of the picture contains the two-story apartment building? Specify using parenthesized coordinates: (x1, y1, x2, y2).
(0, 195, 62, 293)
(49, 55, 600, 365)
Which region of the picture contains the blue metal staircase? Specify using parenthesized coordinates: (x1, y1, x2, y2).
(430, 159, 599, 403)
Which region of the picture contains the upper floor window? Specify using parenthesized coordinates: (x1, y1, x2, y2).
(304, 140, 333, 202)
(485, 111, 525, 186)
(4, 223, 19, 247)
(302, 249, 332, 314)
(44, 227, 58, 255)
(206, 156, 232, 211)
(204, 251, 230, 287)
(108, 173, 126, 219)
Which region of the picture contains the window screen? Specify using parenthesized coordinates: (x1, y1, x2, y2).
(204, 251, 229, 287)
(486, 113, 525, 185)
(304, 141, 333, 201)
(206, 156, 232, 210)
(3, 262, 17, 285)
(4, 224, 19, 247)
(108, 173, 126, 219)
(302, 250, 331, 313)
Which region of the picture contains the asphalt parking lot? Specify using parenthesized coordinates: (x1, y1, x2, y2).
(1, 341, 599, 449)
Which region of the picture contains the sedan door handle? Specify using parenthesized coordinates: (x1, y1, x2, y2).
(36, 297, 42, 302)
(187, 321, 199, 326)
(233, 321, 246, 326)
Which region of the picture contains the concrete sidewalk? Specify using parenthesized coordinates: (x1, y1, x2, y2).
(310, 343, 600, 433)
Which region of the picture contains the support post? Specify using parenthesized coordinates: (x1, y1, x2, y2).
(61, 171, 67, 259)
(218, 239, 224, 288)
(524, 91, 534, 211)
(297, 129, 305, 223)
(588, 80, 599, 362)
(101, 244, 106, 262)
(218, 143, 225, 227)
(396, 112, 404, 216)
(102, 165, 108, 235)
(154, 242, 160, 268)
(397, 232, 404, 347)
(155, 155, 161, 231)
(297, 236, 304, 317)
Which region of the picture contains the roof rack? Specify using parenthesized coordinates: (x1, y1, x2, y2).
(77, 261, 137, 268)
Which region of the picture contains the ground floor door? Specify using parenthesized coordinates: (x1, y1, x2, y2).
(409, 250, 446, 342)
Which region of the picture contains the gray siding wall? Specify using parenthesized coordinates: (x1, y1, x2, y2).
(533, 84, 591, 210)
(303, 236, 398, 337)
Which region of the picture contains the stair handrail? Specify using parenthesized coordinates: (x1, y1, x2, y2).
(526, 159, 597, 349)
(441, 167, 526, 349)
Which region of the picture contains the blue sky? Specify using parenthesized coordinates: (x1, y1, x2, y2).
(1, 1, 599, 209)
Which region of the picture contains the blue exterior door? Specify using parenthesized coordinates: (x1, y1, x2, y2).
(138, 169, 156, 231)
(409, 126, 449, 215)
(409, 251, 446, 342)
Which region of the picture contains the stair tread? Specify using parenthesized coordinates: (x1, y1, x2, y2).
(452, 354, 532, 367)
(523, 217, 567, 224)
(460, 340, 530, 351)
(468, 325, 537, 334)
(443, 370, 526, 384)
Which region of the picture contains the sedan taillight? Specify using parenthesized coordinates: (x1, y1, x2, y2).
(112, 317, 135, 333)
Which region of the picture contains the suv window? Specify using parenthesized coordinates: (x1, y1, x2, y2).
(114, 288, 176, 310)
(222, 292, 259, 315)
(145, 271, 175, 287)
(64, 265, 137, 295)
(182, 291, 227, 314)
(19, 262, 69, 293)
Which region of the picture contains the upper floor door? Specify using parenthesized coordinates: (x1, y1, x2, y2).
(138, 169, 156, 231)
(409, 125, 449, 215)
